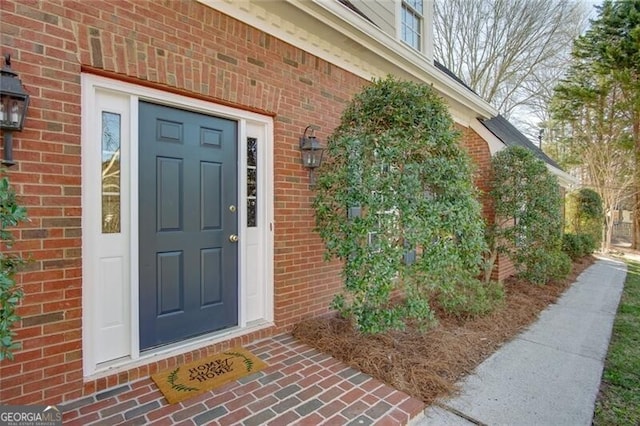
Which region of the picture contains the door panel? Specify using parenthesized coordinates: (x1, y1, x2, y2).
(201, 162, 222, 230)
(139, 101, 238, 350)
(157, 251, 183, 315)
(201, 248, 223, 305)
(157, 157, 183, 231)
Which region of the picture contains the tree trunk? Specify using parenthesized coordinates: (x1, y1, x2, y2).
(605, 213, 614, 252)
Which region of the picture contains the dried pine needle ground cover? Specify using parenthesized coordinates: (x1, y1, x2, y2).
(292, 256, 595, 405)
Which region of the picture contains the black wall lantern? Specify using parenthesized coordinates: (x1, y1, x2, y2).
(299, 125, 324, 186)
(0, 54, 30, 166)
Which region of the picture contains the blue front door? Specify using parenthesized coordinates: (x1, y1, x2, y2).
(138, 101, 238, 350)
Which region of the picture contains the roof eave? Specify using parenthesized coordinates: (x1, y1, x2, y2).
(297, 0, 497, 119)
(197, 0, 497, 121)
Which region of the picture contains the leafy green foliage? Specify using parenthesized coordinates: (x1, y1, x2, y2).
(576, 188, 605, 220)
(565, 189, 604, 249)
(523, 247, 572, 285)
(437, 278, 505, 319)
(561, 0, 640, 128)
(314, 76, 488, 333)
(0, 170, 27, 361)
(581, 1, 640, 80)
(564, 188, 602, 256)
(551, 0, 639, 250)
(562, 233, 597, 260)
(488, 146, 569, 285)
(581, 233, 597, 256)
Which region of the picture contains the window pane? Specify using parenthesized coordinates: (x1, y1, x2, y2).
(247, 137, 257, 227)
(402, 4, 422, 50)
(247, 168, 257, 197)
(248, 137, 257, 167)
(102, 112, 121, 234)
(406, 0, 423, 13)
(247, 199, 257, 228)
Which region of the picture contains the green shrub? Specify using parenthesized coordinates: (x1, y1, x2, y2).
(438, 279, 505, 318)
(579, 233, 596, 255)
(315, 76, 487, 333)
(562, 233, 584, 260)
(0, 171, 27, 361)
(562, 233, 597, 260)
(565, 188, 603, 248)
(488, 146, 569, 285)
(550, 251, 574, 282)
(518, 248, 572, 285)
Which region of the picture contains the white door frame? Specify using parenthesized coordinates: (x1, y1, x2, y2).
(81, 74, 274, 378)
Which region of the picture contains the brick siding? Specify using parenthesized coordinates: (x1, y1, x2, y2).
(459, 126, 493, 220)
(0, 0, 501, 405)
(60, 335, 425, 425)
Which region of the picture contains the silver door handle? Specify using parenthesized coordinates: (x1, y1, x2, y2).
(229, 234, 238, 243)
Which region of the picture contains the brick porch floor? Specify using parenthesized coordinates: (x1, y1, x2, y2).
(60, 334, 426, 425)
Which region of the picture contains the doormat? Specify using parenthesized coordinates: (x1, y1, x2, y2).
(151, 347, 267, 404)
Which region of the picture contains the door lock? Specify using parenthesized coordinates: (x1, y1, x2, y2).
(229, 205, 236, 212)
(229, 234, 238, 243)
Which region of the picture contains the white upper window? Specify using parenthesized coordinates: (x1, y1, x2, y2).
(401, 0, 423, 51)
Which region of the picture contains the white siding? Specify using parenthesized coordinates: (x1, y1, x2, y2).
(351, 0, 395, 35)
(347, 0, 433, 58)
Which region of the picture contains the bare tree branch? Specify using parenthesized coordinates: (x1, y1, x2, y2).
(434, 0, 590, 119)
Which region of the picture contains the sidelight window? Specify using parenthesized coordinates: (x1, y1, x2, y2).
(101, 111, 121, 234)
(247, 137, 257, 227)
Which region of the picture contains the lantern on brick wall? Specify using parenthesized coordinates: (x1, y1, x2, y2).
(299, 125, 324, 187)
(0, 54, 30, 166)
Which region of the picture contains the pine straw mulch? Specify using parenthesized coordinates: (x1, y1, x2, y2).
(292, 256, 596, 405)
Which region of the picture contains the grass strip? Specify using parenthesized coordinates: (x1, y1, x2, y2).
(593, 259, 640, 425)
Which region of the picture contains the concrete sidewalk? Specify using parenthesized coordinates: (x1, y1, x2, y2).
(415, 257, 627, 426)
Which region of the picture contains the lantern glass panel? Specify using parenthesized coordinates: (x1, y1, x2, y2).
(0, 95, 27, 131)
(301, 150, 317, 168)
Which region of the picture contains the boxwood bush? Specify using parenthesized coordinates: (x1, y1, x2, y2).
(488, 146, 570, 285)
(562, 233, 597, 260)
(314, 76, 489, 333)
(565, 188, 603, 248)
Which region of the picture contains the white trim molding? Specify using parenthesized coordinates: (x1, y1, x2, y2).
(470, 118, 506, 155)
(81, 73, 274, 378)
(197, 0, 497, 123)
(547, 164, 579, 190)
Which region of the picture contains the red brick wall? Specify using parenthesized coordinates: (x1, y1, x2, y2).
(459, 126, 515, 281)
(0, 0, 361, 405)
(459, 126, 493, 220)
(0, 0, 498, 405)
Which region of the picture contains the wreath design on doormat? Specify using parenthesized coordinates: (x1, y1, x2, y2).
(167, 368, 200, 393)
(164, 351, 259, 394)
(223, 351, 255, 372)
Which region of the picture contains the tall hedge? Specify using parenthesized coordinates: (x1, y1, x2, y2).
(565, 188, 604, 246)
(314, 76, 487, 333)
(489, 146, 570, 284)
